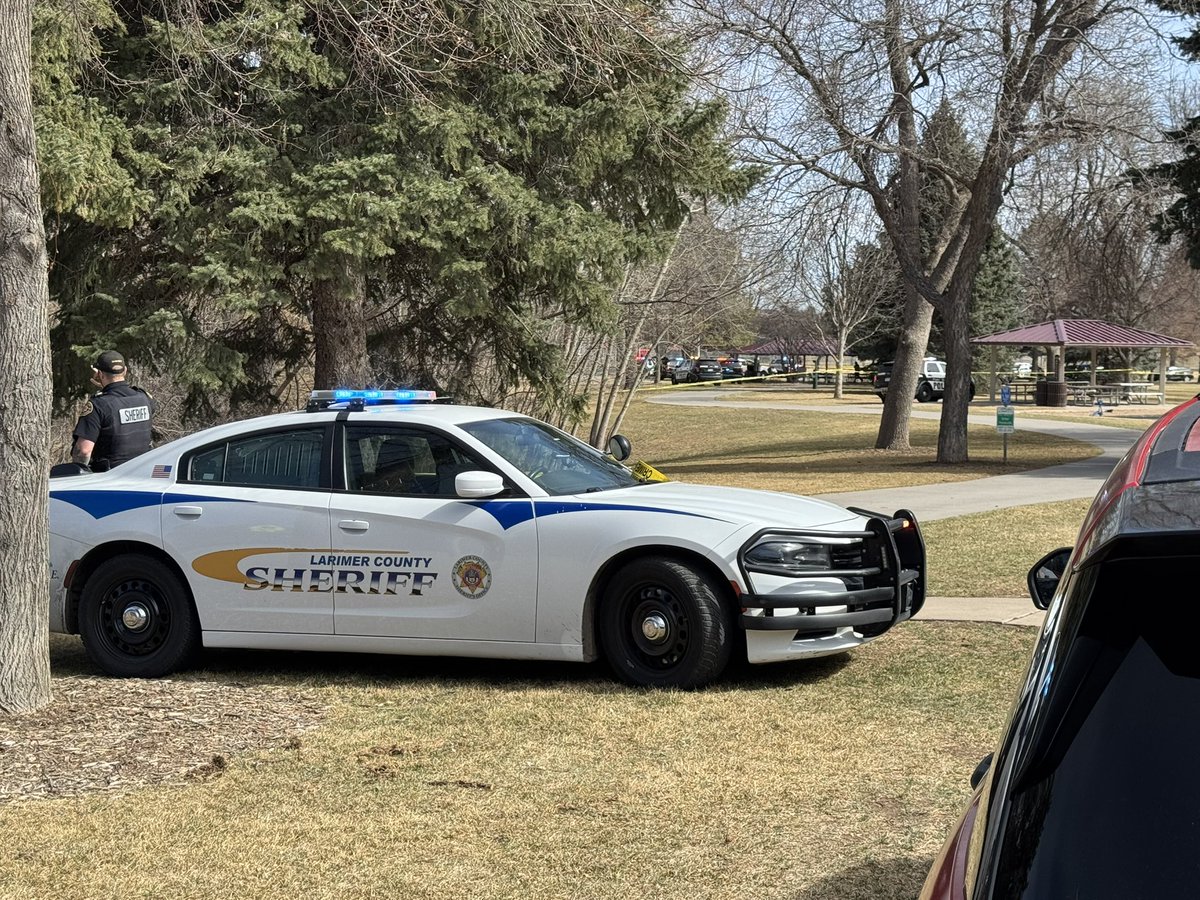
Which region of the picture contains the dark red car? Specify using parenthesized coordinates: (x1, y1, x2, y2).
(921, 394, 1200, 899)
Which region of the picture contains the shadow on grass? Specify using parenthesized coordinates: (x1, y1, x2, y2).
(789, 855, 936, 900)
(50, 632, 854, 694)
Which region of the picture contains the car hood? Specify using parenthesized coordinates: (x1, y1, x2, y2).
(586, 482, 867, 530)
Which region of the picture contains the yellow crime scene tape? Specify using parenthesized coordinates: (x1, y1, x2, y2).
(630, 460, 669, 482)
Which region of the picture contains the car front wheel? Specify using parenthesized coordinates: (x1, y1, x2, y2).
(79, 554, 200, 678)
(600, 558, 733, 689)
(916, 382, 934, 403)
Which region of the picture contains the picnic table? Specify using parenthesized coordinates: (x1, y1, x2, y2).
(1117, 383, 1162, 404)
(1004, 380, 1039, 403)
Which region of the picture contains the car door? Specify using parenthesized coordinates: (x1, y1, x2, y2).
(162, 424, 335, 634)
(329, 423, 538, 641)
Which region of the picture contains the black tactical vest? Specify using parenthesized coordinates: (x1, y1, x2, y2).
(91, 384, 155, 469)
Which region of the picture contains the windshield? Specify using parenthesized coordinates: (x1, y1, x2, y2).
(461, 417, 640, 495)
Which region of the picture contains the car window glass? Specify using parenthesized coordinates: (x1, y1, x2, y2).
(927, 362, 946, 376)
(461, 416, 640, 495)
(344, 426, 486, 496)
(189, 444, 226, 482)
(188, 428, 325, 488)
(1143, 404, 1200, 484)
(991, 556, 1200, 898)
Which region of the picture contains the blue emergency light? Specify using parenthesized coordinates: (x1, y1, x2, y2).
(306, 389, 439, 411)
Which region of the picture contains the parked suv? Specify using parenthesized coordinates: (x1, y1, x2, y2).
(1153, 365, 1195, 382)
(920, 394, 1200, 900)
(671, 358, 723, 384)
(873, 357, 975, 402)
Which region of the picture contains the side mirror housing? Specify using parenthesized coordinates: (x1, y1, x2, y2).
(455, 471, 505, 498)
(970, 752, 994, 789)
(608, 433, 632, 462)
(1027, 547, 1072, 610)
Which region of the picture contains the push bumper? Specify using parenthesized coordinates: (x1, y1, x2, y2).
(736, 508, 925, 638)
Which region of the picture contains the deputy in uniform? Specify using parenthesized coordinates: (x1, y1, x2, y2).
(71, 350, 157, 471)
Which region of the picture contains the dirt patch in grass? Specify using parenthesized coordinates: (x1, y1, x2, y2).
(0, 636, 324, 804)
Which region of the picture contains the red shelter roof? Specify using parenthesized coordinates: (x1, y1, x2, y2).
(972, 319, 1193, 349)
(740, 337, 839, 356)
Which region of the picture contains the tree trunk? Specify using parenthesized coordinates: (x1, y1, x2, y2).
(833, 331, 847, 400)
(0, 0, 53, 714)
(312, 257, 368, 390)
(937, 281, 973, 463)
(876, 289, 934, 449)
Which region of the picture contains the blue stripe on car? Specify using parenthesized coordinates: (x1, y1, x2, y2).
(472, 500, 722, 530)
(50, 490, 247, 520)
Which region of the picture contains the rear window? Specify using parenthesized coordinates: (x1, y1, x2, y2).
(991, 555, 1200, 898)
(1143, 402, 1200, 484)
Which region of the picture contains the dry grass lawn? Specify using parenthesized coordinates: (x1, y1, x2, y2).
(0, 624, 1034, 900)
(0, 392, 1114, 899)
(924, 498, 1094, 596)
(617, 399, 1098, 495)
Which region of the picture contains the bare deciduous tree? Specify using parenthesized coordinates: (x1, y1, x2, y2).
(577, 210, 758, 449)
(684, 0, 1164, 461)
(789, 194, 891, 397)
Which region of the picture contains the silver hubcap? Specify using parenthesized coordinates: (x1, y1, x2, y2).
(121, 603, 150, 632)
(641, 613, 670, 643)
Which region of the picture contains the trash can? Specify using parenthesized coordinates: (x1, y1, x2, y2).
(1034, 381, 1048, 406)
(1044, 381, 1069, 407)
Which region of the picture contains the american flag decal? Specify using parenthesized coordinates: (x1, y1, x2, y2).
(152, 465, 173, 478)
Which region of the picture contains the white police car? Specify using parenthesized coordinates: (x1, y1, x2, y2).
(49, 390, 926, 688)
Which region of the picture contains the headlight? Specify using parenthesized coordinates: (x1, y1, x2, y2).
(744, 540, 832, 575)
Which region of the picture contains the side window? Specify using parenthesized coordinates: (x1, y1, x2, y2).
(185, 428, 326, 489)
(344, 426, 486, 497)
(189, 444, 226, 482)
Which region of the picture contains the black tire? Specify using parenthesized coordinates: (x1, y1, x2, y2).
(599, 558, 733, 689)
(916, 382, 934, 403)
(79, 554, 200, 677)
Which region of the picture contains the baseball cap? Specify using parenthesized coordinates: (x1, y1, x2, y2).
(93, 351, 127, 375)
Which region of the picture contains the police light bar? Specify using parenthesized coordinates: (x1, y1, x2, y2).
(306, 389, 438, 411)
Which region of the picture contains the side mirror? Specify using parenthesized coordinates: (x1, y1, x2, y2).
(608, 433, 632, 462)
(1027, 547, 1072, 610)
(455, 471, 505, 498)
(970, 752, 994, 789)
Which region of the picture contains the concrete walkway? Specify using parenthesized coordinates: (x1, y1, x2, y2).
(648, 392, 1148, 628)
(917, 596, 1045, 628)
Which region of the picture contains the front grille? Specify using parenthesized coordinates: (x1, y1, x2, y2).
(831, 544, 866, 591)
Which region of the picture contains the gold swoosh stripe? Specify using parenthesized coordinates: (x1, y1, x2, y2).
(191, 548, 418, 584)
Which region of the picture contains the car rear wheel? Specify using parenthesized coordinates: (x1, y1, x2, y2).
(79, 554, 200, 678)
(916, 382, 934, 403)
(600, 558, 733, 689)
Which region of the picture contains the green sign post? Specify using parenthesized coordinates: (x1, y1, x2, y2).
(996, 405, 1015, 462)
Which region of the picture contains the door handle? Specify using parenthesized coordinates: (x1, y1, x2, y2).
(338, 519, 370, 533)
(172, 506, 203, 518)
